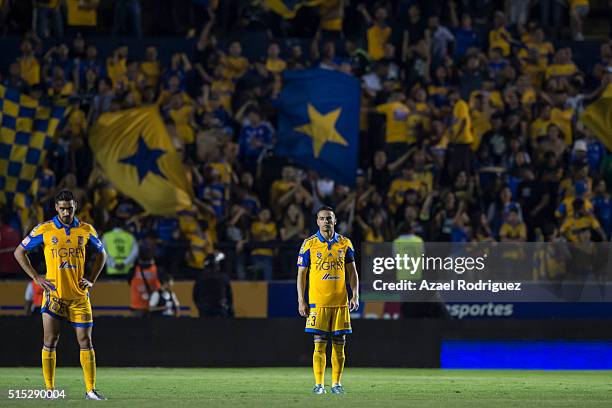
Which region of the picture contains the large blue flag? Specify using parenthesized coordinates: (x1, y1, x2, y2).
(275, 69, 360, 186)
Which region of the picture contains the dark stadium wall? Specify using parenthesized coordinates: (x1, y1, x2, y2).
(0, 280, 271, 318)
(2, 317, 612, 368)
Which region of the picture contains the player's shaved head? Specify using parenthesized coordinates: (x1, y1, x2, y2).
(316, 206, 336, 237)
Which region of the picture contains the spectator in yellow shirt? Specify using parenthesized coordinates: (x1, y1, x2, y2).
(47, 67, 74, 98)
(560, 199, 606, 242)
(387, 166, 427, 214)
(270, 166, 298, 213)
(446, 89, 473, 176)
(500, 207, 527, 242)
(546, 48, 578, 80)
(374, 91, 412, 149)
(166, 93, 196, 159)
(411, 149, 433, 194)
(470, 94, 492, 151)
(140, 46, 160, 88)
(185, 226, 215, 270)
(265, 42, 287, 75)
(106, 46, 128, 90)
(556, 179, 593, 220)
(518, 29, 554, 87)
(469, 78, 504, 111)
(358, 4, 391, 61)
(209, 65, 235, 113)
(66, 99, 87, 141)
(250, 208, 277, 280)
(488, 11, 512, 57)
(410, 87, 432, 131)
(499, 206, 527, 261)
(18, 39, 40, 86)
(318, 0, 343, 35)
(264, 42, 286, 93)
(530, 103, 553, 141)
(222, 41, 249, 80)
(66, 0, 98, 36)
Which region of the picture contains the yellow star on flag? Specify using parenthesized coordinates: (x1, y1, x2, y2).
(294, 103, 348, 158)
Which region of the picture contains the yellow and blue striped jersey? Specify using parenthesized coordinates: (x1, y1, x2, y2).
(21, 216, 104, 300)
(297, 231, 355, 307)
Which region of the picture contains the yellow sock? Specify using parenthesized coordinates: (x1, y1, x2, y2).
(313, 340, 327, 385)
(41, 348, 56, 390)
(331, 341, 345, 385)
(80, 349, 96, 392)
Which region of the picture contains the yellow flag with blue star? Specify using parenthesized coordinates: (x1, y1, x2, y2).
(0, 84, 69, 208)
(89, 106, 193, 215)
(275, 68, 360, 185)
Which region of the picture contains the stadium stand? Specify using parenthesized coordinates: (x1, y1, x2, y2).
(0, 0, 611, 291)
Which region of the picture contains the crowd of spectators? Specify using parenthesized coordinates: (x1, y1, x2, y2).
(0, 0, 611, 282)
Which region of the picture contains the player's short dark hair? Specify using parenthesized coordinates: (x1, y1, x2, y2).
(54, 190, 75, 204)
(316, 206, 335, 217)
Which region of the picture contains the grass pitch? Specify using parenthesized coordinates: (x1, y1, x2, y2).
(1, 367, 612, 407)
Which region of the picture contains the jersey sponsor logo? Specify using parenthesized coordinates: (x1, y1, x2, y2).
(316, 258, 344, 271)
(322, 273, 342, 280)
(21, 236, 31, 246)
(317, 251, 322, 259)
(59, 261, 77, 269)
(51, 236, 58, 245)
(51, 247, 85, 259)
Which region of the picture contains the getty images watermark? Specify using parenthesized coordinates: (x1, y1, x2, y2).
(371, 252, 522, 293)
(361, 242, 612, 302)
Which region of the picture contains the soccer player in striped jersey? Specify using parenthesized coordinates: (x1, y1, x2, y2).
(297, 206, 360, 394)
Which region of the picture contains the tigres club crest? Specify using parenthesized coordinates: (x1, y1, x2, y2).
(78, 236, 84, 247)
